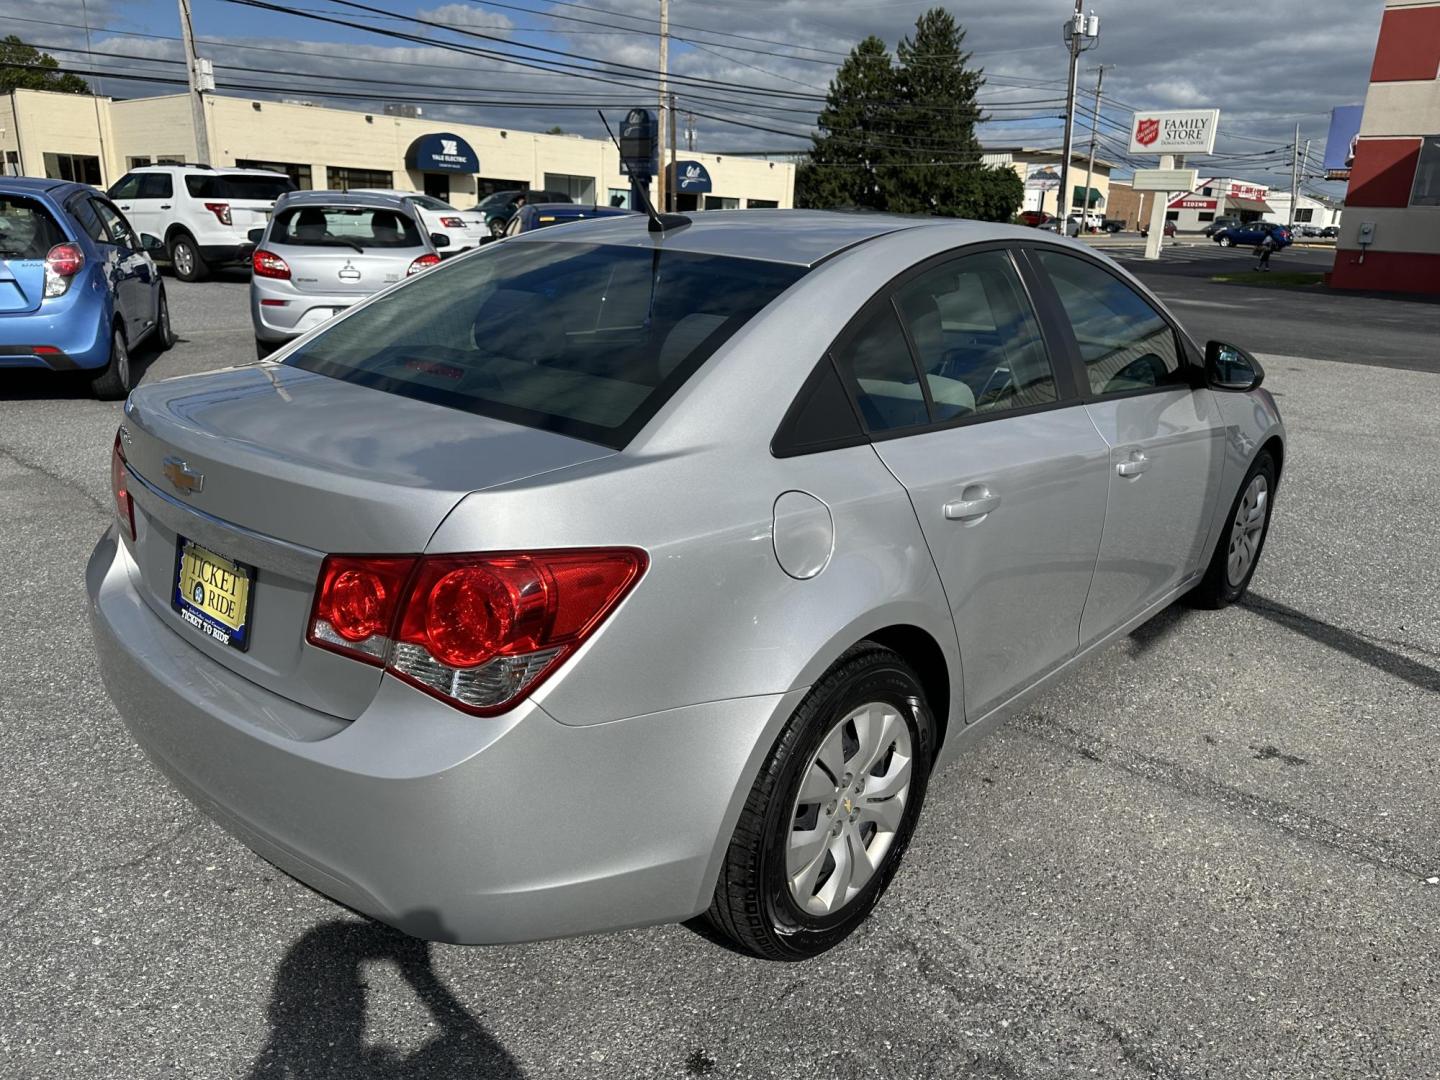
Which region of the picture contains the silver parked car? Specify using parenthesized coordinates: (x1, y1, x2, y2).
(90, 211, 1284, 960)
(250, 191, 441, 358)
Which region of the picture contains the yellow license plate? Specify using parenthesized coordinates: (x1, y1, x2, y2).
(172, 538, 254, 650)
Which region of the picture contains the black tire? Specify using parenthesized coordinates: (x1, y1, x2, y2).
(488, 217, 507, 238)
(255, 337, 279, 359)
(151, 285, 176, 352)
(1191, 451, 1278, 609)
(703, 642, 936, 961)
(89, 325, 132, 400)
(168, 232, 208, 282)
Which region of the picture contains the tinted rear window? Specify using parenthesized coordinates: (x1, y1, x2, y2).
(285, 240, 807, 448)
(187, 174, 295, 200)
(273, 206, 423, 248)
(0, 194, 66, 259)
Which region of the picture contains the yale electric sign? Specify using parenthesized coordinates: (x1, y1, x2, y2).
(1129, 110, 1220, 156)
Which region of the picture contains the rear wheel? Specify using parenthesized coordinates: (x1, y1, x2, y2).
(151, 285, 176, 352)
(169, 233, 208, 282)
(89, 325, 132, 400)
(703, 643, 935, 960)
(1191, 451, 1277, 608)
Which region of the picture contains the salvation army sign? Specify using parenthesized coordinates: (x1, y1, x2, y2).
(1128, 109, 1220, 156)
(405, 132, 479, 174)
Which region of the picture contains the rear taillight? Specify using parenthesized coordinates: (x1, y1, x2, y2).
(252, 249, 290, 279)
(407, 253, 441, 275)
(439, 216, 464, 228)
(307, 549, 646, 715)
(44, 242, 85, 298)
(205, 202, 232, 225)
(110, 431, 135, 542)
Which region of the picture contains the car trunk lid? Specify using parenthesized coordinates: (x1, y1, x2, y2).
(0, 259, 44, 314)
(279, 245, 418, 296)
(118, 363, 614, 719)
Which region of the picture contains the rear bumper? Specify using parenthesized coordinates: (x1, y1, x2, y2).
(197, 243, 253, 266)
(0, 287, 109, 370)
(250, 287, 360, 342)
(88, 528, 799, 944)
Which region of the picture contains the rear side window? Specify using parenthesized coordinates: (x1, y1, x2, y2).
(0, 195, 66, 258)
(284, 241, 807, 449)
(187, 174, 294, 200)
(68, 196, 110, 245)
(137, 173, 173, 199)
(1035, 251, 1184, 397)
(273, 206, 422, 248)
(893, 250, 1057, 419)
(833, 304, 928, 433)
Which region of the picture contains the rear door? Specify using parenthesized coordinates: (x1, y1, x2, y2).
(843, 247, 1111, 721)
(1027, 248, 1225, 647)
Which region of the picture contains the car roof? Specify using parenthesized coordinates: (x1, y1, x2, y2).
(507, 209, 1040, 267)
(0, 176, 81, 198)
(274, 189, 414, 212)
(528, 203, 633, 214)
(128, 164, 286, 176)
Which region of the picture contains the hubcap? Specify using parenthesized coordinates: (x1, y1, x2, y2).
(113, 332, 130, 389)
(787, 701, 913, 917)
(174, 243, 193, 276)
(1226, 474, 1268, 587)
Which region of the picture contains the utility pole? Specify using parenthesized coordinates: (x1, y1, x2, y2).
(656, 0, 669, 215)
(685, 111, 696, 152)
(1082, 64, 1112, 228)
(177, 0, 211, 164)
(1058, 3, 1100, 223)
(668, 92, 678, 211)
(1288, 122, 1301, 229)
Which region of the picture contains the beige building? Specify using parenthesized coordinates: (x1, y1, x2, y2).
(1, 89, 795, 211)
(983, 146, 1115, 219)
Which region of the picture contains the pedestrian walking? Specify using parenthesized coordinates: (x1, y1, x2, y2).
(1256, 230, 1277, 272)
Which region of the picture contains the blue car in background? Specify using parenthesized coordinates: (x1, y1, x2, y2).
(0, 177, 174, 399)
(501, 202, 639, 238)
(1212, 221, 1294, 250)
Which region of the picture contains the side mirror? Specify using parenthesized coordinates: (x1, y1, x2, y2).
(1205, 341, 1265, 392)
(247, 228, 265, 244)
(139, 233, 165, 253)
(429, 232, 451, 248)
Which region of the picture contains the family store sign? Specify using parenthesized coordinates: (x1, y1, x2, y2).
(1129, 109, 1220, 156)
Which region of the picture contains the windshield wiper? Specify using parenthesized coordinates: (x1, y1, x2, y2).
(325, 237, 366, 253)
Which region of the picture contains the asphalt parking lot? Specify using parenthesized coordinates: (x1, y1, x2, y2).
(2, 253, 1438, 1079)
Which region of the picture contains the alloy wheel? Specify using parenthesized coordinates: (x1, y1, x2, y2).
(173, 241, 194, 277)
(787, 701, 914, 917)
(1227, 474, 1268, 586)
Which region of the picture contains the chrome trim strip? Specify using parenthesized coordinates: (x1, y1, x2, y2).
(127, 466, 324, 580)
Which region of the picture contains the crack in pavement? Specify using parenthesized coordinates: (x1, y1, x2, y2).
(1013, 714, 1436, 881)
(0, 444, 111, 518)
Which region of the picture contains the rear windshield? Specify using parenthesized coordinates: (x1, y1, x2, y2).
(0, 194, 66, 259)
(186, 173, 295, 200)
(284, 240, 807, 448)
(273, 206, 423, 249)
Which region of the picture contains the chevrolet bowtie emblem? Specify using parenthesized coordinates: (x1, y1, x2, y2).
(842, 797, 853, 815)
(162, 456, 204, 495)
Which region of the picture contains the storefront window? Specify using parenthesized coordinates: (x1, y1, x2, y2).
(704, 196, 740, 210)
(543, 173, 596, 204)
(42, 153, 101, 185)
(607, 188, 632, 209)
(328, 166, 393, 192)
(746, 199, 779, 209)
(1294, 208, 1314, 223)
(1197, 212, 1215, 222)
(236, 159, 314, 190)
(477, 177, 526, 198)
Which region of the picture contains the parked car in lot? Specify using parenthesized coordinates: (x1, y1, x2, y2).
(475, 189, 575, 237)
(1018, 210, 1053, 228)
(1099, 219, 1126, 233)
(1141, 220, 1178, 239)
(1321, 225, 1340, 239)
(501, 202, 638, 236)
(351, 190, 487, 254)
(249, 191, 442, 357)
(108, 165, 295, 282)
(1202, 217, 1241, 237)
(1213, 221, 1293, 248)
(1038, 214, 1082, 237)
(91, 211, 1284, 959)
(1, 177, 173, 398)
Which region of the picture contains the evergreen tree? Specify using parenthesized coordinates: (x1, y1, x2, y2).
(795, 36, 898, 211)
(0, 37, 90, 95)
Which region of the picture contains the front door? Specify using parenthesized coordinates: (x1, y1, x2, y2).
(423, 173, 449, 202)
(1028, 249, 1225, 647)
(834, 248, 1111, 721)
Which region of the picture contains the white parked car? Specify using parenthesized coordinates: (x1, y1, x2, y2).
(107, 165, 295, 281)
(349, 190, 486, 254)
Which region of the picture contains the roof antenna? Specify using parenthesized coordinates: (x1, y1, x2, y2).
(597, 109, 691, 234)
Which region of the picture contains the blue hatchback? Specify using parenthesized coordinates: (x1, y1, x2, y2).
(0, 177, 173, 399)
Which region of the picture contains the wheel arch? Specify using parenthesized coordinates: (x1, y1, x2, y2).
(864, 623, 953, 754)
(163, 223, 194, 247)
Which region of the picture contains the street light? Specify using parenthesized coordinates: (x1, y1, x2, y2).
(1058, 4, 1100, 226)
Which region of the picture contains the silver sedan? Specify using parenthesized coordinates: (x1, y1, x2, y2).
(90, 211, 1283, 959)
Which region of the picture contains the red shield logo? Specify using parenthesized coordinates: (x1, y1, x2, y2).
(1136, 118, 1161, 147)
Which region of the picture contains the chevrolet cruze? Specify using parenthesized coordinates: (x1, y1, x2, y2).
(89, 211, 1283, 960)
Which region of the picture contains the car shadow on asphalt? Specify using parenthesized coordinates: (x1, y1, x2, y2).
(247, 919, 525, 1079)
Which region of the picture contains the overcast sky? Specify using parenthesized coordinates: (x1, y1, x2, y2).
(5, 0, 1384, 192)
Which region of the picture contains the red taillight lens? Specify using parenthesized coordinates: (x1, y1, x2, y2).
(407, 253, 441, 275)
(306, 549, 647, 714)
(110, 431, 135, 542)
(439, 216, 464, 228)
(252, 249, 290, 279)
(44, 242, 85, 297)
(205, 202, 232, 225)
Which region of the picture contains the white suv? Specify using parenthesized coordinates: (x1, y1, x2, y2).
(107, 165, 296, 281)
(349, 189, 487, 255)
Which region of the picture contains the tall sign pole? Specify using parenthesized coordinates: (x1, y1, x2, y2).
(1288, 122, 1302, 229)
(1082, 64, 1112, 227)
(1058, 4, 1099, 222)
(656, 0, 669, 215)
(177, 0, 211, 164)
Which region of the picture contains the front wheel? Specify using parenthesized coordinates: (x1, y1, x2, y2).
(1219, 236, 1235, 248)
(702, 643, 935, 960)
(89, 326, 132, 400)
(1191, 451, 1277, 609)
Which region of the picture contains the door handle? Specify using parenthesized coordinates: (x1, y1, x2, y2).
(1116, 452, 1151, 478)
(160, 204, 172, 210)
(118, 204, 131, 210)
(944, 487, 1001, 522)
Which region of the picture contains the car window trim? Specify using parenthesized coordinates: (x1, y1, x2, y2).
(1014, 242, 1202, 405)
